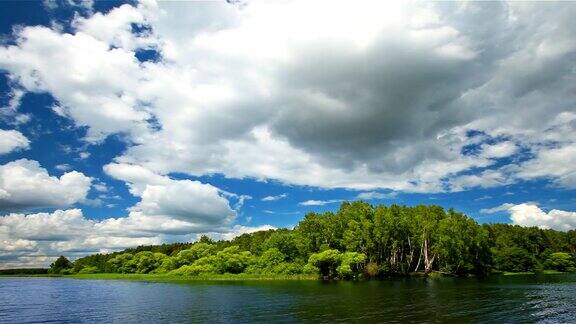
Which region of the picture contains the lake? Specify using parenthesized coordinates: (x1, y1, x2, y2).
(1, 274, 575, 323)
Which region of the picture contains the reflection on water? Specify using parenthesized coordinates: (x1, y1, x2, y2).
(1, 274, 575, 323)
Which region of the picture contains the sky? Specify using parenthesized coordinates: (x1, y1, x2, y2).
(0, 0, 575, 268)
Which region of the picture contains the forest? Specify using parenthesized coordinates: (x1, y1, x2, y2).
(51, 202, 576, 279)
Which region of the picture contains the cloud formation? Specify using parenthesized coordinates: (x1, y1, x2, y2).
(0, 159, 91, 211)
(262, 193, 287, 202)
(105, 162, 236, 232)
(0, 207, 273, 269)
(299, 199, 343, 207)
(481, 203, 576, 231)
(0, 129, 29, 154)
(1, 1, 574, 193)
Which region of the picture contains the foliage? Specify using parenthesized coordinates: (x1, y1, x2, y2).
(48, 256, 73, 274)
(78, 266, 99, 274)
(492, 247, 538, 272)
(337, 252, 367, 279)
(544, 252, 575, 272)
(66, 202, 576, 279)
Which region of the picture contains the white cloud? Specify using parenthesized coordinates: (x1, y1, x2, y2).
(356, 191, 397, 200)
(0, 24, 152, 142)
(0, 239, 37, 252)
(216, 224, 277, 241)
(55, 164, 72, 171)
(1, 1, 574, 193)
(93, 182, 108, 192)
(298, 199, 343, 206)
(0, 159, 91, 211)
(0, 209, 160, 268)
(0, 129, 29, 154)
(480, 141, 518, 159)
(262, 193, 287, 202)
(6, 1, 574, 192)
(517, 144, 576, 188)
(484, 203, 576, 231)
(0, 207, 275, 268)
(131, 180, 235, 225)
(103, 162, 168, 195)
(480, 203, 516, 214)
(0, 209, 91, 241)
(105, 162, 236, 231)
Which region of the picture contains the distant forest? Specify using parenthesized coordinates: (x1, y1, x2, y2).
(49, 202, 576, 278)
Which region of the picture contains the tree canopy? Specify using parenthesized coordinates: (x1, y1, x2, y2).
(66, 202, 576, 279)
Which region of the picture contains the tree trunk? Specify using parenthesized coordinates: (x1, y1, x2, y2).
(423, 238, 435, 274)
(414, 241, 423, 272)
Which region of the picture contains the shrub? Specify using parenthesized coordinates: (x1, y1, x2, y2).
(308, 249, 342, 278)
(365, 262, 379, 278)
(544, 252, 575, 272)
(493, 247, 538, 272)
(78, 266, 99, 274)
(337, 252, 366, 279)
(171, 264, 215, 276)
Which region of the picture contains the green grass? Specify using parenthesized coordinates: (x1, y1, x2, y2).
(66, 273, 319, 282)
(502, 270, 569, 276)
(502, 271, 535, 276)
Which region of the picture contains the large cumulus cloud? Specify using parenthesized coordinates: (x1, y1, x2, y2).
(1, 1, 575, 192)
(482, 203, 576, 231)
(0, 159, 91, 211)
(0, 129, 29, 154)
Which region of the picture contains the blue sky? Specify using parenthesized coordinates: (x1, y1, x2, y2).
(0, 0, 575, 267)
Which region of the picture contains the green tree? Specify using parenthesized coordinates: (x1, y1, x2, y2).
(337, 252, 367, 279)
(106, 253, 136, 273)
(49, 256, 73, 274)
(308, 249, 342, 278)
(175, 243, 215, 267)
(262, 232, 300, 261)
(544, 252, 575, 272)
(493, 247, 538, 272)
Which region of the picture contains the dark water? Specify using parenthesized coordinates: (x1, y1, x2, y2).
(1, 274, 575, 323)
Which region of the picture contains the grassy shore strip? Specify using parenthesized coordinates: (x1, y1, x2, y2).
(67, 273, 319, 282)
(2, 271, 572, 281)
(502, 270, 565, 276)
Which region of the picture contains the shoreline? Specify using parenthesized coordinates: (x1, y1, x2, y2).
(1, 270, 571, 282)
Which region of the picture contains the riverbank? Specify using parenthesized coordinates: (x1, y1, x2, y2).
(2, 270, 572, 282)
(67, 273, 319, 282)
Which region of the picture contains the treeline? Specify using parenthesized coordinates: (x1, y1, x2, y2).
(57, 202, 576, 279)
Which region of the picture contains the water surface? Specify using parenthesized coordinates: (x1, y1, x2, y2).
(1, 274, 575, 323)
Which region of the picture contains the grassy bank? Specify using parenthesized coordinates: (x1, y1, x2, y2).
(502, 270, 565, 276)
(65, 273, 319, 282)
(3, 270, 572, 281)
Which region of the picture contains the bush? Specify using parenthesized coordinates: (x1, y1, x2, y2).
(302, 263, 319, 275)
(308, 249, 342, 278)
(154, 257, 178, 273)
(106, 253, 136, 273)
(544, 252, 575, 272)
(214, 246, 255, 274)
(273, 262, 303, 275)
(171, 264, 216, 276)
(337, 252, 366, 279)
(133, 252, 167, 273)
(493, 247, 538, 272)
(175, 243, 215, 267)
(78, 266, 99, 274)
(48, 256, 73, 274)
(365, 262, 379, 278)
